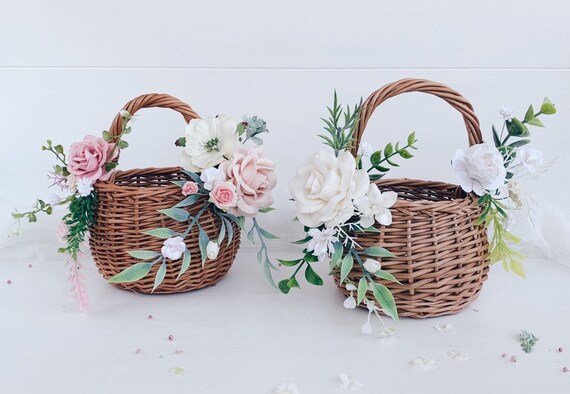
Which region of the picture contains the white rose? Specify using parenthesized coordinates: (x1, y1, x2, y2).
(206, 241, 220, 260)
(508, 181, 525, 209)
(363, 259, 382, 273)
(289, 150, 369, 227)
(200, 167, 225, 190)
(514, 147, 543, 173)
(452, 143, 507, 196)
(181, 114, 239, 172)
(161, 236, 186, 260)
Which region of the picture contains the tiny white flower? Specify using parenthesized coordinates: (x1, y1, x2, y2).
(499, 105, 514, 121)
(307, 227, 338, 261)
(200, 167, 225, 190)
(354, 184, 398, 228)
(345, 283, 357, 291)
(507, 181, 525, 209)
(119, 109, 130, 118)
(363, 259, 381, 273)
(46, 193, 62, 205)
(447, 350, 469, 361)
(358, 141, 374, 157)
(514, 147, 543, 173)
(411, 356, 437, 370)
(66, 174, 77, 193)
(379, 327, 396, 338)
(206, 241, 220, 260)
(338, 373, 364, 391)
(275, 382, 300, 394)
(361, 320, 373, 335)
(433, 323, 456, 334)
(343, 296, 357, 309)
(76, 178, 94, 197)
(161, 236, 186, 260)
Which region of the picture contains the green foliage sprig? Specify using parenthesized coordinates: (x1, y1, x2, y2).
(60, 193, 98, 259)
(318, 91, 362, 155)
(366, 132, 418, 181)
(520, 330, 539, 353)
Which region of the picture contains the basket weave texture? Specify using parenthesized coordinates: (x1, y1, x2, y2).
(89, 94, 240, 294)
(333, 79, 490, 318)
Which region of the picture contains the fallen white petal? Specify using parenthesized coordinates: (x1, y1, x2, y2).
(411, 356, 437, 370)
(338, 373, 363, 391)
(448, 350, 469, 361)
(433, 323, 456, 334)
(379, 327, 396, 338)
(275, 382, 300, 394)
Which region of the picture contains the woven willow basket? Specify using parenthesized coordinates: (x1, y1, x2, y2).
(89, 94, 241, 294)
(333, 79, 490, 318)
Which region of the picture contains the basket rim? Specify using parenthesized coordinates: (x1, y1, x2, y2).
(94, 166, 191, 192)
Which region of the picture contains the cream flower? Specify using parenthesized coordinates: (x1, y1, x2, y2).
(307, 227, 338, 261)
(289, 150, 368, 228)
(363, 259, 381, 273)
(206, 241, 220, 260)
(452, 143, 507, 195)
(514, 147, 543, 173)
(161, 236, 186, 260)
(354, 184, 397, 228)
(181, 114, 239, 172)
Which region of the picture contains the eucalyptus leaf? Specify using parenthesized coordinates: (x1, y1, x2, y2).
(399, 149, 413, 159)
(258, 227, 279, 240)
(384, 143, 394, 157)
(373, 269, 401, 284)
(143, 228, 178, 239)
(291, 236, 312, 245)
(362, 246, 395, 258)
(108, 262, 154, 283)
(152, 261, 167, 292)
(259, 207, 276, 213)
(177, 249, 191, 279)
(508, 139, 531, 148)
(287, 277, 300, 289)
(372, 282, 399, 321)
(541, 97, 556, 114)
(304, 264, 324, 286)
(506, 118, 526, 137)
(407, 131, 417, 145)
(158, 208, 190, 222)
(357, 277, 368, 304)
(182, 170, 201, 183)
(277, 258, 302, 267)
(174, 195, 201, 208)
(526, 117, 544, 127)
(278, 279, 290, 294)
(340, 254, 354, 283)
(370, 151, 382, 165)
(331, 242, 343, 267)
(492, 125, 501, 147)
(524, 104, 535, 123)
(118, 140, 129, 149)
(198, 226, 209, 266)
(127, 250, 160, 260)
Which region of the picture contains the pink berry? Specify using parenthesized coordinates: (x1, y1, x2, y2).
(168, 335, 174, 341)
(147, 314, 153, 320)
(563, 367, 568, 373)
(6, 280, 12, 285)
(501, 353, 507, 358)
(510, 355, 517, 363)
(28, 264, 32, 268)
(559, 347, 564, 353)
(135, 348, 142, 354)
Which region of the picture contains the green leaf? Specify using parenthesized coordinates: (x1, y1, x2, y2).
(258, 227, 279, 240)
(152, 261, 167, 292)
(109, 262, 154, 283)
(541, 97, 556, 114)
(287, 277, 300, 289)
(102, 130, 113, 142)
(181, 170, 201, 183)
(407, 131, 416, 145)
(340, 254, 354, 283)
(331, 242, 343, 267)
(362, 246, 395, 258)
(143, 228, 178, 239)
(292, 236, 312, 245)
(357, 277, 368, 304)
(373, 269, 401, 284)
(118, 140, 129, 149)
(492, 125, 501, 147)
(370, 151, 382, 165)
(506, 118, 526, 137)
(236, 216, 246, 230)
(158, 208, 190, 222)
(508, 139, 531, 148)
(171, 180, 188, 187)
(175, 195, 201, 208)
(359, 226, 380, 233)
(127, 250, 160, 260)
(258, 207, 276, 213)
(218, 219, 226, 244)
(278, 279, 290, 294)
(221, 216, 234, 245)
(510, 260, 526, 278)
(277, 259, 302, 267)
(373, 164, 391, 172)
(371, 282, 399, 321)
(105, 162, 118, 172)
(399, 149, 413, 159)
(178, 249, 191, 279)
(303, 252, 319, 263)
(304, 264, 324, 286)
(369, 174, 382, 181)
(526, 117, 544, 127)
(524, 104, 535, 123)
(198, 227, 209, 266)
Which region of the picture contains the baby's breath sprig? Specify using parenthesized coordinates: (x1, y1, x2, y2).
(318, 91, 362, 156)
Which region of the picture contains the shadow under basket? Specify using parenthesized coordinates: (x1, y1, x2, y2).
(333, 178, 489, 319)
(89, 167, 241, 294)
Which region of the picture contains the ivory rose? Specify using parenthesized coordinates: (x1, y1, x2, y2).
(219, 146, 277, 217)
(161, 236, 186, 260)
(289, 150, 369, 228)
(452, 143, 507, 196)
(209, 181, 238, 210)
(68, 135, 118, 181)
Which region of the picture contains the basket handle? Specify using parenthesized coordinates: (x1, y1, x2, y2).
(350, 78, 483, 156)
(109, 93, 200, 140)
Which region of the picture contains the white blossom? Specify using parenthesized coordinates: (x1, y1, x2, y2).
(508, 181, 526, 209)
(411, 356, 437, 370)
(343, 296, 357, 309)
(452, 143, 507, 196)
(307, 227, 338, 261)
(200, 167, 225, 190)
(358, 141, 374, 157)
(76, 177, 94, 197)
(206, 241, 220, 260)
(161, 236, 186, 260)
(119, 109, 130, 118)
(275, 382, 300, 394)
(363, 259, 381, 273)
(499, 105, 514, 121)
(447, 350, 469, 361)
(513, 147, 543, 173)
(338, 373, 364, 391)
(354, 184, 398, 228)
(433, 323, 456, 334)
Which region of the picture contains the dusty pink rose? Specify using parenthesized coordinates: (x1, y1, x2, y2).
(56, 221, 69, 243)
(209, 181, 238, 210)
(219, 146, 277, 217)
(182, 181, 199, 196)
(67, 135, 118, 181)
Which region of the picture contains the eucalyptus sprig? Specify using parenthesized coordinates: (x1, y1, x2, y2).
(41, 140, 70, 176)
(318, 91, 362, 155)
(239, 115, 269, 145)
(366, 132, 418, 181)
(519, 330, 539, 353)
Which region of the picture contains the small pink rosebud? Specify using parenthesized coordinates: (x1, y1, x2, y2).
(174, 350, 183, 355)
(510, 355, 517, 363)
(147, 314, 153, 320)
(559, 347, 564, 353)
(168, 335, 174, 341)
(6, 280, 12, 285)
(563, 367, 568, 373)
(182, 181, 199, 196)
(135, 348, 142, 354)
(501, 353, 507, 358)
(28, 264, 33, 268)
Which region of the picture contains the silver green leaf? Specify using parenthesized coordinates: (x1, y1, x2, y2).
(143, 228, 178, 239)
(109, 262, 154, 283)
(158, 208, 190, 222)
(340, 254, 354, 283)
(178, 249, 191, 279)
(357, 277, 368, 304)
(152, 261, 167, 292)
(372, 282, 399, 321)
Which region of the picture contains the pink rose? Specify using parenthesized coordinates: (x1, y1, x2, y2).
(67, 135, 118, 181)
(219, 146, 277, 217)
(209, 181, 238, 210)
(182, 181, 199, 196)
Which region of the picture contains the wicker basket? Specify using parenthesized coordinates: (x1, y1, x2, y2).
(333, 78, 490, 318)
(89, 94, 241, 294)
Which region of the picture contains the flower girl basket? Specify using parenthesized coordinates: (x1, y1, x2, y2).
(89, 94, 241, 293)
(334, 79, 489, 318)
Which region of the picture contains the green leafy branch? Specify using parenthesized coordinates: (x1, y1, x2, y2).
(519, 330, 539, 353)
(60, 193, 98, 260)
(367, 132, 418, 181)
(102, 110, 132, 172)
(318, 91, 362, 155)
(41, 140, 70, 176)
(247, 218, 279, 289)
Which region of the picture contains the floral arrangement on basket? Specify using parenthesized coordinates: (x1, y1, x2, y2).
(282, 80, 557, 331)
(12, 95, 279, 310)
